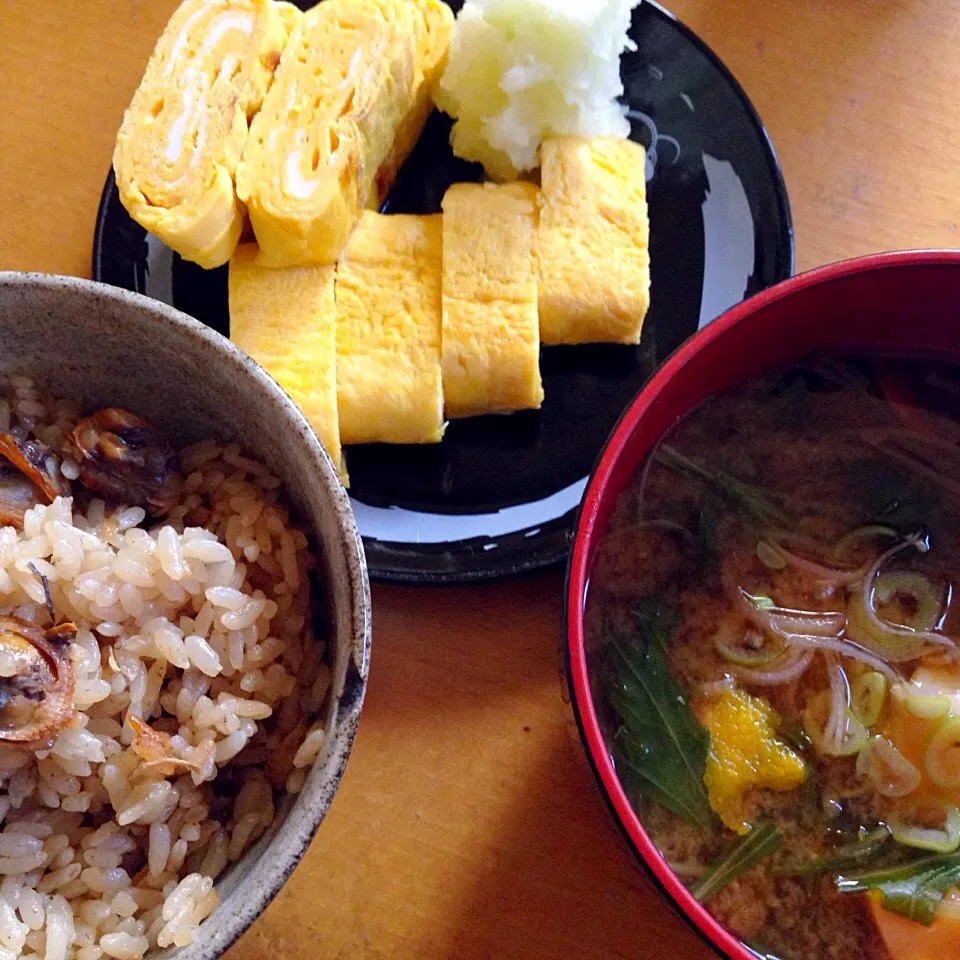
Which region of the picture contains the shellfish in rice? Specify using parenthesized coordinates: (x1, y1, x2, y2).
(0, 615, 75, 743)
(0, 433, 68, 529)
(0, 432, 68, 501)
(68, 408, 183, 516)
(127, 714, 203, 781)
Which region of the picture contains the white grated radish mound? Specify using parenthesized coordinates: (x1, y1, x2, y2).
(434, 0, 637, 180)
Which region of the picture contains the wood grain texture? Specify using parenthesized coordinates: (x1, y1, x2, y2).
(2, 1, 960, 956)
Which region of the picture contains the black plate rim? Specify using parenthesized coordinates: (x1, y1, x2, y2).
(92, 169, 115, 289)
(648, 1, 795, 273)
(92, 1, 794, 586)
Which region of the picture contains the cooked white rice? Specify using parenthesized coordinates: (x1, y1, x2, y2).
(0, 379, 331, 960)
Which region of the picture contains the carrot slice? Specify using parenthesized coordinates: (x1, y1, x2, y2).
(870, 891, 960, 960)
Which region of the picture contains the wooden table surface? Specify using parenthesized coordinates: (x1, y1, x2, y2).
(3, 1, 960, 957)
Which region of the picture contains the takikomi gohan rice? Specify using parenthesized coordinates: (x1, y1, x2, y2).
(0, 376, 329, 960)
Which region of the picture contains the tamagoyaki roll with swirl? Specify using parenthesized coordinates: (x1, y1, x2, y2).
(113, 0, 298, 269)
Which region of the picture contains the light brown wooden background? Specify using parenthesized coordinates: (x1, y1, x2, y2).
(2, 1, 960, 957)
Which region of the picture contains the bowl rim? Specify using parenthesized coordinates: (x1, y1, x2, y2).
(0, 270, 372, 958)
(564, 248, 960, 959)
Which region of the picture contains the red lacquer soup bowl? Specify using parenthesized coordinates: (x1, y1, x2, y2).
(564, 250, 960, 958)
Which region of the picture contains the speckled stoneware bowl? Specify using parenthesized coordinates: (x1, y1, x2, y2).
(0, 271, 371, 959)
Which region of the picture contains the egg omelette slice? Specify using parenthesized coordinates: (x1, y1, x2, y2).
(441, 181, 544, 418)
(113, 0, 296, 269)
(228, 244, 346, 482)
(235, 0, 421, 268)
(538, 136, 650, 344)
(371, 0, 455, 209)
(335, 212, 444, 445)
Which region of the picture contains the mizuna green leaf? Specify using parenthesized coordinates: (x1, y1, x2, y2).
(605, 603, 714, 831)
(691, 821, 781, 903)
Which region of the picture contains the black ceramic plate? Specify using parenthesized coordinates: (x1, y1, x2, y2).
(93, 0, 793, 583)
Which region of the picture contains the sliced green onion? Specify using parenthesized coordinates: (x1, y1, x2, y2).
(763, 533, 868, 584)
(874, 570, 944, 631)
(837, 715, 870, 756)
(926, 718, 960, 789)
(846, 583, 928, 662)
(889, 805, 960, 853)
(756, 540, 787, 570)
(804, 690, 869, 757)
(857, 735, 921, 798)
(905, 694, 952, 720)
(832, 525, 900, 558)
(732, 647, 815, 687)
(744, 592, 776, 611)
(715, 630, 785, 667)
(846, 536, 956, 662)
(851, 672, 888, 727)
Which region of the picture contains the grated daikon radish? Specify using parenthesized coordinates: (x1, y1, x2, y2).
(434, 0, 637, 180)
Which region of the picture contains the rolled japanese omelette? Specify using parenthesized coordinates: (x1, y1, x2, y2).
(441, 181, 544, 419)
(228, 244, 346, 482)
(113, 0, 297, 269)
(235, 0, 451, 267)
(335, 212, 445, 445)
(371, 0, 454, 208)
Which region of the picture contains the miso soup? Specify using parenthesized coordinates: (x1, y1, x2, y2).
(586, 354, 960, 960)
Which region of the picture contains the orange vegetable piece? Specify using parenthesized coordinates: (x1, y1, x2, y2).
(699, 688, 806, 834)
(870, 891, 960, 960)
